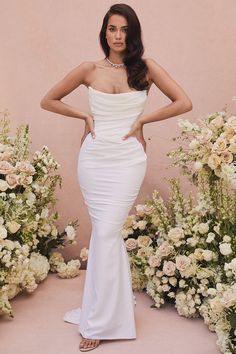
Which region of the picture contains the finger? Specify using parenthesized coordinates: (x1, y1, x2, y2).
(90, 129, 96, 139)
(122, 132, 132, 140)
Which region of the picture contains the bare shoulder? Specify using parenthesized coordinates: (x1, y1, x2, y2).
(143, 57, 165, 78)
(73, 61, 96, 78)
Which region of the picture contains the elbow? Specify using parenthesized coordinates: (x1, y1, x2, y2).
(40, 98, 50, 110)
(182, 98, 193, 113)
(40, 99, 46, 110)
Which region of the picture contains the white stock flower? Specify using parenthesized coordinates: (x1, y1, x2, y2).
(206, 232, 215, 243)
(65, 225, 76, 241)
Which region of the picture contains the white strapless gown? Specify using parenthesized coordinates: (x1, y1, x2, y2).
(63, 86, 148, 340)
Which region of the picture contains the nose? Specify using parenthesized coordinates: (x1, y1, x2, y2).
(115, 30, 122, 39)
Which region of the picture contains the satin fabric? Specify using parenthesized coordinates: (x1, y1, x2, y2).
(63, 86, 148, 339)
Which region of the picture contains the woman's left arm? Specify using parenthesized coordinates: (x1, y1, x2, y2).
(139, 58, 193, 126)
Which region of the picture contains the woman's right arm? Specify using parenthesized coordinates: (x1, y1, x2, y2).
(40, 61, 93, 121)
(40, 61, 96, 140)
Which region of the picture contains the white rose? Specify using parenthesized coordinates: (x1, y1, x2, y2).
(202, 250, 213, 262)
(207, 288, 217, 296)
(179, 279, 186, 288)
(186, 237, 198, 247)
(223, 235, 231, 242)
(219, 243, 232, 256)
(198, 222, 209, 234)
(0, 225, 8, 239)
(6, 221, 21, 234)
(0, 179, 8, 191)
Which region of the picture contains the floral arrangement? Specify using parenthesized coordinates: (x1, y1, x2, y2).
(0, 111, 88, 318)
(123, 110, 236, 353)
(168, 110, 236, 189)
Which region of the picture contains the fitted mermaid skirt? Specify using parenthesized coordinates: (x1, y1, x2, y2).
(63, 86, 148, 339)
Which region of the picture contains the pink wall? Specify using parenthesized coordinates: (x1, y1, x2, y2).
(1, 1, 235, 261)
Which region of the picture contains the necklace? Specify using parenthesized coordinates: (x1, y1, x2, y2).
(105, 57, 125, 69)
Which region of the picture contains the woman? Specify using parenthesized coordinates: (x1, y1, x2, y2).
(40, 3, 192, 352)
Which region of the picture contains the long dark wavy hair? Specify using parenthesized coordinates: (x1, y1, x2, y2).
(99, 3, 149, 91)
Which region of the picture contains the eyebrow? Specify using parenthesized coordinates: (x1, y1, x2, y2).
(108, 25, 128, 28)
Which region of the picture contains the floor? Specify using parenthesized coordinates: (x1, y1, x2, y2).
(0, 270, 221, 354)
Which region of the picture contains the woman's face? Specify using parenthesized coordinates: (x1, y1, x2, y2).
(105, 14, 128, 53)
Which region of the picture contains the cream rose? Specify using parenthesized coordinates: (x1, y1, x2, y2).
(167, 227, 185, 242)
(148, 255, 161, 268)
(80, 247, 89, 261)
(136, 220, 147, 230)
(220, 289, 236, 308)
(212, 137, 227, 153)
(227, 115, 236, 131)
(220, 151, 233, 164)
(197, 128, 213, 143)
(163, 261, 176, 276)
(0, 161, 14, 174)
(137, 235, 152, 248)
(125, 238, 138, 251)
(207, 154, 221, 169)
(6, 174, 19, 188)
(137, 247, 152, 258)
(228, 143, 236, 154)
(209, 115, 224, 129)
(15, 161, 35, 174)
(158, 241, 174, 257)
(175, 255, 191, 272)
(135, 204, 146, 217)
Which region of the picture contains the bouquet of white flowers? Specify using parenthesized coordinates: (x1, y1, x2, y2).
(0, 111, 85, 318)
(123, 110, 236, 354)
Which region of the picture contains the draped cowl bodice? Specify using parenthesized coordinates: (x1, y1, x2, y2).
(88, 86, 148, 141)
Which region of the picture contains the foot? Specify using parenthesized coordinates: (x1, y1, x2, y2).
(79, 336, 100, 352)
